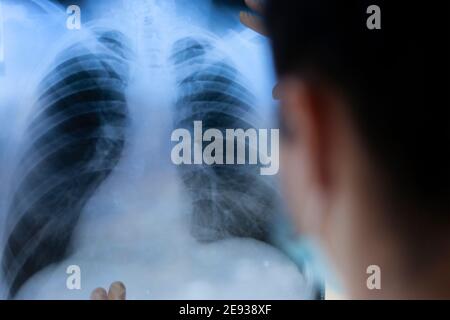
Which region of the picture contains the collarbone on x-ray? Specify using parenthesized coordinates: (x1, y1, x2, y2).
(0, 0, 315, 299)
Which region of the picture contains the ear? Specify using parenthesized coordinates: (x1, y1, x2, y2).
(280, 77, 333, 195)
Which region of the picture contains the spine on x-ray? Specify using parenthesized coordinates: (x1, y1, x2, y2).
(132, 0, 175, 70)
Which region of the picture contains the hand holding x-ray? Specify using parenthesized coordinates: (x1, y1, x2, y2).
(240, 0, 267, 36)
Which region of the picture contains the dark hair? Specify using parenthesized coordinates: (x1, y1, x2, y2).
(266, 0, 450, 218)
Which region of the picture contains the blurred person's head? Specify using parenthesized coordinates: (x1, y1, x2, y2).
(266, 0, 450, 298)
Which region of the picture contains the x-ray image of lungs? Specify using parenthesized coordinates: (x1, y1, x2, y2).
(0, 0, 316, 300)
(170, 36, 278, 242)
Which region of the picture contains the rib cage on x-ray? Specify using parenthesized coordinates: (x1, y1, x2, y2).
(171, 37, 278, 242)
(0, 0, 318, 301)
(1, 30, 131, 298)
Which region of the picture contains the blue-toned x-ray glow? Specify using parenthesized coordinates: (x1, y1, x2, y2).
(0, 0, 315, 299)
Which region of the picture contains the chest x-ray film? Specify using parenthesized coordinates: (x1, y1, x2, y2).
(0, 0, 319, 299)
